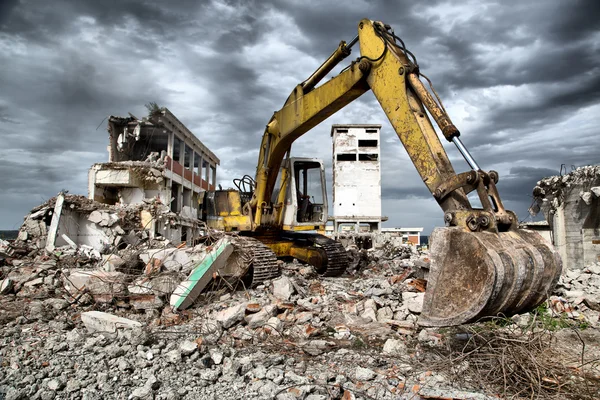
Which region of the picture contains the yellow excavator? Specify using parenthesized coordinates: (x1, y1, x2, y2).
(202, 19, 562, 326)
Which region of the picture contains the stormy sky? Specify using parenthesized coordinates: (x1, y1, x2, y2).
(1, 0, 599, 234)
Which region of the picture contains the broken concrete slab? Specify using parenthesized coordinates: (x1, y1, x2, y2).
(382, 338, 406, 355)
(403, 292, 424, 314)
(88, 210, 119, 227)
(215, 302, 247, 329)
(272, 276, 295, 301)
(580, 191, 593, 205)
(45, 193, 65, 253)
(81, 311, 142, 333)
(170, 238, 235, 311)
(417, 387, 501, 399)
(245, 305, 277, 329)
(65, 270, 127, 302)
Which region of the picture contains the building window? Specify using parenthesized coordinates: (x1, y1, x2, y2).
(358, 139, 378, 147)
(194, 152, 201, 176)
(128, 127, 169, 161)
(336, 153, 356, 161)
(184, 144, 193, 170)
(173, 136, 183, 163)
(358, 153, 378, 161)
(202, 160, 209, 183)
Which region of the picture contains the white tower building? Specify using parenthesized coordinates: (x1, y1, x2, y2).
(330, 124, 382, 233)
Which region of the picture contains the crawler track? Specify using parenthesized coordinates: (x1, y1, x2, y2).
(307, 234, 348, 277)
(231, 236, 280, 287)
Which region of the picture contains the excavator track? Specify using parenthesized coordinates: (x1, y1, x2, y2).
(307, 234, 348, 277)
(250, 231, 349, 277)
(230, 236, 280, 287)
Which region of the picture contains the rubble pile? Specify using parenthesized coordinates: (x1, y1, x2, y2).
(0, 193, 225, 314)
(531, 165, 600, 214)
(549, 262, 600, 323)
(1, 197, 600, 399)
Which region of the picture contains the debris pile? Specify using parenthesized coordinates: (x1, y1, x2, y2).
(549, 262, 600, 323)
(530, 165, 600, 216)
(1, 195, 599, 399)
(0, 193, 261, 315)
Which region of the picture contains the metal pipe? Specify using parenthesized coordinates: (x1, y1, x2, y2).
(452, 137, 480, 171)
(347, 35, 359, 49)
(301, 39, 354, 93)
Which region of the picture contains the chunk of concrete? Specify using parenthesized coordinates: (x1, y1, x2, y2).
(65, 270, 127, 303)
(355, 366, 376, 381)
(382, 338, 406, 355)
(580, 191, 593, 205)
(272, 276, 295, 301)
(403, 292, 425, 314)
(45, 193, 65, 253)
(81, 311, 142, 333)
(361, 299, 378, 322)
(245, 305, 277, 329)
(170, 238, 234, 311)
(591, 187, 600, 198)
(179, 340, 197, 356)
(215, 302, 247, 329)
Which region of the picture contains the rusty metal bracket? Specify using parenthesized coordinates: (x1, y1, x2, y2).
(433, 170, 479, 201)
(445, 210, 497, 232)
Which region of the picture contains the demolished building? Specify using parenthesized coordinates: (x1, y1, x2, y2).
(89, 107, 220, 243)
(531, 165, 600, 270)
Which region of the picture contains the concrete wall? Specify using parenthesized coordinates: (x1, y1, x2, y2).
(54, 209, 110, 250)
(549, 185, 600, 270)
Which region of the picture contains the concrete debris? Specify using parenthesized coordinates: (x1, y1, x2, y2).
(3, 189, 600, 399)
(45, 192, 65, 253)
(272, 276, 295, 301)
(170, 238, 235, 311)
(354, 366, 377, 381)
(81, 311, 142, 332)
(382, 338, 407, 355)
(215, 302, 247, 329)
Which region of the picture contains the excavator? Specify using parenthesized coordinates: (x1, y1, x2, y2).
(202, 19, 562, 327)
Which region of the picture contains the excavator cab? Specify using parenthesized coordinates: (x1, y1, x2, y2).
(281, 158, 328, 229)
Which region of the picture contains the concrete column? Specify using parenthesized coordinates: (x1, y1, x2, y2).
(205, 162, 210, 186)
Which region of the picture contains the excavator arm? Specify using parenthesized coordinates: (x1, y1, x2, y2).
(248, 19, 561, 326)
(252, 20, 490, 227)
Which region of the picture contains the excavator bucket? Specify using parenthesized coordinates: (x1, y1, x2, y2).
(419, 227, 562, 327)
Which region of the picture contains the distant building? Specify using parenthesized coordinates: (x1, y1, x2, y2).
(88, 107, 219, 243)
(330, 124, 385, 233)
(381, 227, 424, 246)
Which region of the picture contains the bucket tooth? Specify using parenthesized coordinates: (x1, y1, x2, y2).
(419, 227, 561, 327)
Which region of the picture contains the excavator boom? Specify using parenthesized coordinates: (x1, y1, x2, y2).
(245, 19, 561, 326)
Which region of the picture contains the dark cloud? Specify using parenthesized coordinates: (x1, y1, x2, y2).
(0, 0, 598, 235)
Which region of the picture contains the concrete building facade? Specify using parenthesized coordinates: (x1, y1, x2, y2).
(88, 107, 220, 243)
(330, 124, 383, 233)
(381, 227, 424, 246)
